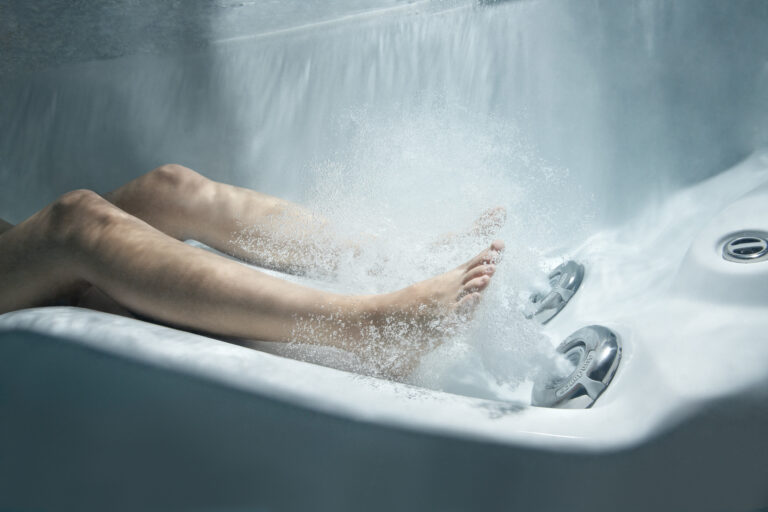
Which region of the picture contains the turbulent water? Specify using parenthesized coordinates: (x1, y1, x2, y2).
(2, 1, 768, 401)
(239, 101, 594, 401)
(246, 139, 768, 402)
(215, 1, 768, 401)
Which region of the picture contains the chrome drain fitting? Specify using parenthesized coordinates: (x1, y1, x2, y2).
(525, 261, 584, 324)
(722, 231, 768, 263)
(531, 325, 621, 409)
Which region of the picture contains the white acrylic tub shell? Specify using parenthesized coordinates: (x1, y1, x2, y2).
(2, 160, 768, 510)
(1, 161, 767, 452)
(2, 1, 768, 510)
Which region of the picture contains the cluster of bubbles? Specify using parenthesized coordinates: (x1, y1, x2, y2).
(235, 101, 594, 401)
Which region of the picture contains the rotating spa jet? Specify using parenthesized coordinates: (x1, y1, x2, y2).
(526, 261, 622, 409)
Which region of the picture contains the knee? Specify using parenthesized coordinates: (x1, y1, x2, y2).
(47, 189, 123, 246)
(137, 164, 216, 215)
(147, 164, 209, 194)
(51, 189, 108, 219)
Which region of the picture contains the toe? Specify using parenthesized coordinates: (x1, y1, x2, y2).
(464, 241, 505, 270)
(462, 275, 491, 295)
(462, 264, 495, 285)
(464, 249, 493, 269)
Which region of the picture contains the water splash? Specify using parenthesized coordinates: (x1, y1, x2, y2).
(241, 100, 594, 401)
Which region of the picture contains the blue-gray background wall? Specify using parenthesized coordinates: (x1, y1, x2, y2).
(1, 0, 767, 223)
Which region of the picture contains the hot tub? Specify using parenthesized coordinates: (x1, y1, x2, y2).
(1, 1, 768, 510)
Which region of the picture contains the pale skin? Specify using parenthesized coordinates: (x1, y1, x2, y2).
(0, 165, 504, 368)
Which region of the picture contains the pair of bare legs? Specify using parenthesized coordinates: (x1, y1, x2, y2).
(0, 165, 504, 370)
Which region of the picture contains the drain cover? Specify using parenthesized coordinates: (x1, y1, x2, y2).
(723, 231, 768, 263)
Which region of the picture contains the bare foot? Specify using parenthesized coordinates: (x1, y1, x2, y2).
(385, 239, 504, 318)
(291, 240, 504, 379)
(354, 239, 504, 377)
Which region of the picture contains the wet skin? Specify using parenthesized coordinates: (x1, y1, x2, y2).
(0, 165, 504, 363)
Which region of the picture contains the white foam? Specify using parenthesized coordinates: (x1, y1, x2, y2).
(234, 102, 596, 400)
(233, 102, 768, 402)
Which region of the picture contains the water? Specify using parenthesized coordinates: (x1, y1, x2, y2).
(241, 100, 592, 400)
(2, 1, 768, 401)
(207, 1, 768, 401)
(250, 142, 768, 403)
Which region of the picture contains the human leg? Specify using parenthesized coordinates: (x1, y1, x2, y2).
(0, 189, 501, 353)
(1, 189, 353, 336)
(104, 164, 507, 276)
(0, 217, 12, 236)
(105, 164, 345, 275)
